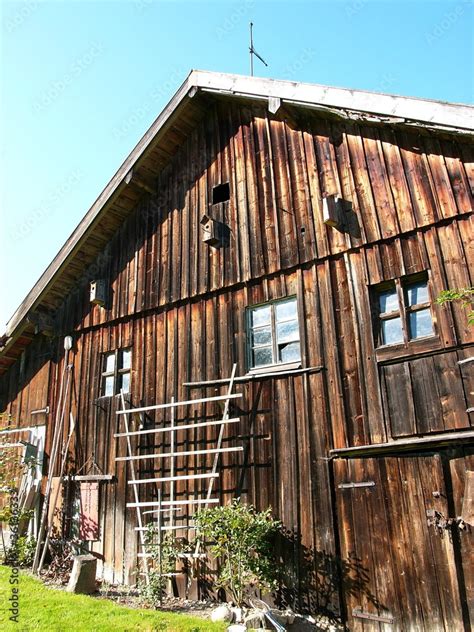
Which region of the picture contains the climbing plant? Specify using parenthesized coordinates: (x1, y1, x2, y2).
(436, 287, 474, 326)
(139, 527, 191, 606)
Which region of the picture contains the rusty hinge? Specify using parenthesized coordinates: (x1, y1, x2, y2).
(352, 609, 394, 624)
(338, 481, 375, 489)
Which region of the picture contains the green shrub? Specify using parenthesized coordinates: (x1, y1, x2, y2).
(194, 499, 281, 607)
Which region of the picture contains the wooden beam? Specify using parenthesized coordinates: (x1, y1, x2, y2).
(129, 473, 219, 485)
(114, 417, 239, 438)
(127, 499, 219, 508)
(115, 446, 243, 462)
(330, 429, 474, 458)
(66, 474, 114, 482)
(134, 525, 196, 532)
(116, 393, 242, 415)
(183, 365, 324, 388)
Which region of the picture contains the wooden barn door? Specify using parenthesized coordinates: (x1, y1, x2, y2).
(334, 452, 471, 631)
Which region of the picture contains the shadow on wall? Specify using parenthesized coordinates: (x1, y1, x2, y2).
(276, 528, 383, 627)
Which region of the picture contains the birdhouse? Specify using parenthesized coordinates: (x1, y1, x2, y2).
(322, 195, 342, 228)
(200, 214, 221, 247)
(90, 279, 107, 306)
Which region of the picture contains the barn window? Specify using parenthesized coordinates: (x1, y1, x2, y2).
(101, 348, 131, 396)
(373, 273, 434, 347)
(247, 297, 301, 370)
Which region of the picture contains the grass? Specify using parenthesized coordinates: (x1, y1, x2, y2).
(0, 566, 226, 631)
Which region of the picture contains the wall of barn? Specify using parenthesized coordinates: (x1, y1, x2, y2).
(0, 98, 472, 616)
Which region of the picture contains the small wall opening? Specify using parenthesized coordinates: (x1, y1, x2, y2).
(212, 182, 230, 204)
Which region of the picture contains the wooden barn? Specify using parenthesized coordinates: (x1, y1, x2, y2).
(0, 71, 473, 630)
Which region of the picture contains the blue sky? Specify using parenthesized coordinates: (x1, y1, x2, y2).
(0, 0, 472, 330)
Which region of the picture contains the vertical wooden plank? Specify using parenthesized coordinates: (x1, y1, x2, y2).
(312, 118, 348, 253)
(332, 121, 365, 248)
(422, 226, 457, 348)
(318, 260, 348, 449)
(268, 117, 299, 269)
(241, 105, 266, 278)
(416, 454, 465, 630)
(422, 136, 459, 219)
(285, 124, 317, 263)
(361, 126, 400, 239)
(346, 251, 386, 443)
(231, 103, 252, 281)
(397, 131, 439, 226)
(331, 257, 366, 446)
(443, 138, 474, 215)
(409, 356, 444, 433)
(433, 351, 471, 431)
(379, 128, 416, 234)
(437, 222, 474, 344)
(448, 448, 474, 628)
(301, 127, 329, 258)
(345, 123, 382, 244)
(382, 362, 417, 438)
(253, 111, 281, 274)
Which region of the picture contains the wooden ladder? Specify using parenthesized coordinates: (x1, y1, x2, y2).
(115, 364, 242, 587)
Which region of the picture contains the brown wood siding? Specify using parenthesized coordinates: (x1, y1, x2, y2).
(334, 449, 473, 631)
(0, 98, 472, 623)
(52, 100, 472, 333)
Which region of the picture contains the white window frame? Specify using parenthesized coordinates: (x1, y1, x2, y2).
(247, 296, 302, 372)
(100, 348, 131, 397)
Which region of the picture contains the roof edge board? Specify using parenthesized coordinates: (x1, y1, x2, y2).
(191, 70, 474, 131)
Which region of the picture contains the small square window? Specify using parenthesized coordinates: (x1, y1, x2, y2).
(372, 273, 434, 348)
(248, 297, 301, 370)
(101, 348, 131, 397)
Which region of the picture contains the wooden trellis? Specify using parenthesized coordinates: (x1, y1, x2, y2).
(115, 364, 243, 586)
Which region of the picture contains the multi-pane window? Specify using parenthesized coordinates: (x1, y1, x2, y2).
(101, 348, 131, 396)
(374, 274, 434, 347)
(248, 297, 301, 369)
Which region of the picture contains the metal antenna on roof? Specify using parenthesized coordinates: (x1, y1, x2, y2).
(249, 22, 268, 77)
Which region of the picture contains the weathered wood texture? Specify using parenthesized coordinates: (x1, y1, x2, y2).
(52, 100, 473, 333)
(334, 449, 473, 631)
(0, 98, 473, 626)
(0, 335, 52, 428)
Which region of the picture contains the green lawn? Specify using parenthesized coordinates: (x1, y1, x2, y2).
(0, 566, 226, 631)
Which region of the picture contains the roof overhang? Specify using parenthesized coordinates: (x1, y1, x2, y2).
(1, 70, 473, 373)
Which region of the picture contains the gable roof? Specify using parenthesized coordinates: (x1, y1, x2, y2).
(1, 70, 473, 373)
